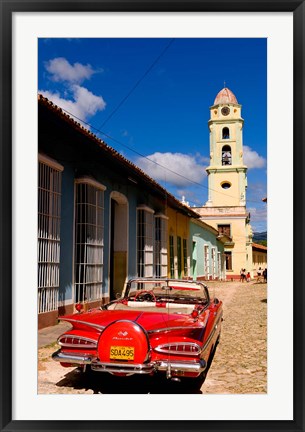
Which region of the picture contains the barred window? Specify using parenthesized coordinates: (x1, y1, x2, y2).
(38, 156, 63, 314)
(169, 235, 175, 278)
(183, 238, 188, 277)
(225, 251, 232, 270)
(74, 178, 105, 303)
(137, 206, 154, 278)
(211, 247, 216, 279)
(154, 214, 168, 277)
(218, 224, 231, 237)
(177, 237, 182, 278)
(204, 245, 210, 277)
(217, 251, 222, 279)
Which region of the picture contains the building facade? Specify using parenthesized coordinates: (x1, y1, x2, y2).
(196, 87, 253, 279)
(38, 95, 225, 329)
(189, 219, 226, 281)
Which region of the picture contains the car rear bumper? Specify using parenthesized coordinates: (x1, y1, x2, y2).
(52, 350, 206, 375)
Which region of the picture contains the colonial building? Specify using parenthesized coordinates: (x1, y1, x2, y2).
(38, 95, 225, 329)
(196, 87, 254, 279)
(252, 243, 267, 275)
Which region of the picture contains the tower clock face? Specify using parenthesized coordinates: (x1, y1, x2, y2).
(221, 106, 230, 116)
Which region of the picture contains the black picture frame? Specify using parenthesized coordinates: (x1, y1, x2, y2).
(1, 1, 304, 431)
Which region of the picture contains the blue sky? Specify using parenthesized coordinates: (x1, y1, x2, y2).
(38, 38, 267, 232)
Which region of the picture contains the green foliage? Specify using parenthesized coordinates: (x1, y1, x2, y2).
(256, 240, 267, 247)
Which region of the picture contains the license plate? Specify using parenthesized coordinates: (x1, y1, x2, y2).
(110, 346, 135, 361)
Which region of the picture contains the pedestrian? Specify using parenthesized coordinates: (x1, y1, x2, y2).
(257, 267, 262, 283)
(263, 268, 267, 283)
(239, 268, 244, 282)
(246, 271, 251, 282)
(242, 268, 246, 282)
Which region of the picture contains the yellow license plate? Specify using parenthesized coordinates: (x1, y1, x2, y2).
(110, 346, 135, 361)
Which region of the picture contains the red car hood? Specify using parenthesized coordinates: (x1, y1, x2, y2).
(60, 308, 203, 333)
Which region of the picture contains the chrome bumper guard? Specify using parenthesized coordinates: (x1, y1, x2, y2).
(52, 350, 92, 365)
(52, 350, 206, 375)
(156, 359, 206, 374)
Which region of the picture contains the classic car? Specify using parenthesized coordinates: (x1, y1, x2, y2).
(52, 278, 223, 388)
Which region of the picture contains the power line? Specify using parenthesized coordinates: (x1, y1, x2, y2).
(51, 104, 265, 205)
(97, 38, 175, 129)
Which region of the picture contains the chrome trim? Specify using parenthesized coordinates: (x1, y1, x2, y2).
(155, 342, 201, 356)
(148, 326, 201, 334)
(91, 360, 155, 375)
(201, 313, 223, 352)
(53, 351, 207, 375)
(59, 317, 105, 331)
(52, 349, 92, 365)
(125, 278, 210, 305)
(156, 359, 206, 373)
(58, 335, 97, 349)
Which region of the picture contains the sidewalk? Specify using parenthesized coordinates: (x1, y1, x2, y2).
(38, 320, 72, 348)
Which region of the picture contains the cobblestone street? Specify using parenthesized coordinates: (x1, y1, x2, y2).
(38, 280, 267, 394)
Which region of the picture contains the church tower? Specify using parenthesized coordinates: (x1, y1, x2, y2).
(197, 87, 253, 279)
(206, 87, 247, 207)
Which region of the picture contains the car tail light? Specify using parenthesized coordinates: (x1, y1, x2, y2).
(155, 342, 201, 356)
(75, 303, 83, 313)
(58, 335, 97, 349)
(191, 310, 199, 319)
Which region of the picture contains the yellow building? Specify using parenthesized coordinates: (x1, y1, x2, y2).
(166, 206, 190, 279)
(252, 243, 267, 277)
(196, 87, 253, 279)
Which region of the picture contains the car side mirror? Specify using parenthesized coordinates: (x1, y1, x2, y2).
(214, 298, 219, 305)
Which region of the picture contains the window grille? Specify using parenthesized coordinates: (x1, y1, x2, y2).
(204, 245, 210, 277)
(177, 237, 182, 278)
(217, 251, 222, 279)
(225, 251, 232, 270)
(218, 224, 231, 237)
(169, 235, 175, 278)
(211, 248, 216, 279)
(38, 159, 62, 314)
(74, 180, 105, 303)
(154, 215, 168, 277)
(137, 207, 154, 277)
(183, 238, 188, 277)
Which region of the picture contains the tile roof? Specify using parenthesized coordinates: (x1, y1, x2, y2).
(252, 242, 267, 251)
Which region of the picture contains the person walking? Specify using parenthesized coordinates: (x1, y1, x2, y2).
(257, 267, 263, 283)
(263, 268, 267, 283)
(246, 271, 251, 282)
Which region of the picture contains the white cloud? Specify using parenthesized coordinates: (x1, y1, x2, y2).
(244, 146, 266, 169)
(39, 85, 106, 121)
(135, 152, 207, 187)
(248, 206, 267, 232)
(45, 57, 96, 84)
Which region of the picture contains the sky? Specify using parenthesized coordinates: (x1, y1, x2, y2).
(38, 38, 267, 232)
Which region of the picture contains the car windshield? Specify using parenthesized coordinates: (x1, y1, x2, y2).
(126, 279, 209, 304)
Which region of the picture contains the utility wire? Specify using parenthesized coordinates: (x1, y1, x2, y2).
(52, 104, 265, 205)
(97, 38, 175, 129)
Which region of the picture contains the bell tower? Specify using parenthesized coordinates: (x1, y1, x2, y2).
(206, 87, 247, 207)
(197, 87, 253, 279)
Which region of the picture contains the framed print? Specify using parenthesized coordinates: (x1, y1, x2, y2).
(1, 1, 304, 431)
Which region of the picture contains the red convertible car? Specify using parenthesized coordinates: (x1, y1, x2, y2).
(52, 278, 223, 388)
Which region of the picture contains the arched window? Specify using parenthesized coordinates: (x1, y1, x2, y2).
(222, 127, 230, 139)
(222, 145, 232, 165)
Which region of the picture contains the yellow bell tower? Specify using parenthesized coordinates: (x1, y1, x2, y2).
(197, 87, 253, 279)
(206, 87, 247, 207)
